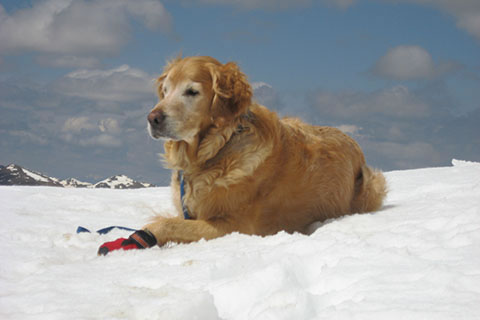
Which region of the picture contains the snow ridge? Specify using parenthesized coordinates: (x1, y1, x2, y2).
(1, 160, 479, 319)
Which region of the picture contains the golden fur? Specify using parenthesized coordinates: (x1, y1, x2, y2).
(144, 56, 387, 245)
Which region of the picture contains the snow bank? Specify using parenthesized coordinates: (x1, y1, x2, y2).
(1, 161, 480, 319)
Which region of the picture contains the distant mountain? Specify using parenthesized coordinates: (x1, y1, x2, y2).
(93, 175, 155, 189)
(60, 178, 92, 188)
(0, 164, 156, 189)
(0, 164, 63, 187)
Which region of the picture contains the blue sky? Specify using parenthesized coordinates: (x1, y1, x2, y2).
(0, 0, 479, 185)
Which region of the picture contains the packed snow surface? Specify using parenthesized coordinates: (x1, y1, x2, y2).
(1, 160, 480, 319)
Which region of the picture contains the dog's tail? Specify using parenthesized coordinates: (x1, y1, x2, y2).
(351, 165, 387, 213)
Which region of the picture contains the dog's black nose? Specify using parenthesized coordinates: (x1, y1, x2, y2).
(148, 110, 166, 127)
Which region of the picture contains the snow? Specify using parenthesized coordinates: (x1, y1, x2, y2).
(105, 175, 133, 187)
(1, 160, 480, 319)
(60, 178, 92, 188)
(6, 164, 19, 174)
(93, 175, 138, 188)
(21, 168, 50, 183)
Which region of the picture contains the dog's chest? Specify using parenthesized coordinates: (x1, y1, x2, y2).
(179, 167, 242, 220)
(173, 134, 273, 220)
(175, 170, 213, 219)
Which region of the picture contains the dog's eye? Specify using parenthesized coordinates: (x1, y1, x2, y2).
(184, 88, 199, 97)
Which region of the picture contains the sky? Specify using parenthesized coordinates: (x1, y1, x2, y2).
(0, 0, 479, 185)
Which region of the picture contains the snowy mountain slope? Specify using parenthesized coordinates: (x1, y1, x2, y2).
(1, 160, 479, 319)
(0, 164, 155, 189)
(0, 164, 63, 187)
(93, 175, 156, 189)
(60, 178, 92, 188)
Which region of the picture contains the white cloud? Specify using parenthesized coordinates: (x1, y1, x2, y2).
(61, 116, 123, 147)
(426, 0, 480, 40)
(373, 45, 435, 80)
(252, 82, 273, 90)
(54, 64, 155, 103)
(336, 124, 362, 135)
(252, 81, 285, 110)
(62, 117, 96, 133)
(372, 45, 460, 80)
(211, 0, 480, 40)
(8, 130, 49, 145)
(183, 0, 310, 10)
(99, 118, 121, 134)
(62, 116, 121, 134)
(320, 1, 480, 40)
(0, 0, 172, 55)
(183, 0, 356, 10)
(375, 0, 480, 41)
(36, 55, 101, 68)
(457, 11, 480, 40)
(362, 140, 443, 169)
(312, 85, 430, 119)
(78, 134, 122, 148)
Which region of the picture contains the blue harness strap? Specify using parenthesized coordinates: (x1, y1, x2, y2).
(179, 171, 192, 220)
(76, 172, 192, 234)
(76, 226, 137, 234)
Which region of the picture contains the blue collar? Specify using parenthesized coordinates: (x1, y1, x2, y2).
(178, 171, 192, 220)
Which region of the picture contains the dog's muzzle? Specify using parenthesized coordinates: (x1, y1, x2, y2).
(147, 109, 180, 140)
(147, 109, 167, 139)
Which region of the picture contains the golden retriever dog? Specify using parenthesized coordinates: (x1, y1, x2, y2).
(142, 56, 387, 247)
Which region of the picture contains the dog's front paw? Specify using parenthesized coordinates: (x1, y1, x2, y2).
(97, 230, 157, 255)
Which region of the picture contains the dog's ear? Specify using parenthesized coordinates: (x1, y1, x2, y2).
(210, 62, 252, 123)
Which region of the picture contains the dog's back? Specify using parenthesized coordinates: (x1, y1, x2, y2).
(248, 109, 387, 234)
(282, 118, 387, 215)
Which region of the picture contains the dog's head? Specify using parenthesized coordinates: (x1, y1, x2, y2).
(148, 56, 252, 143)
